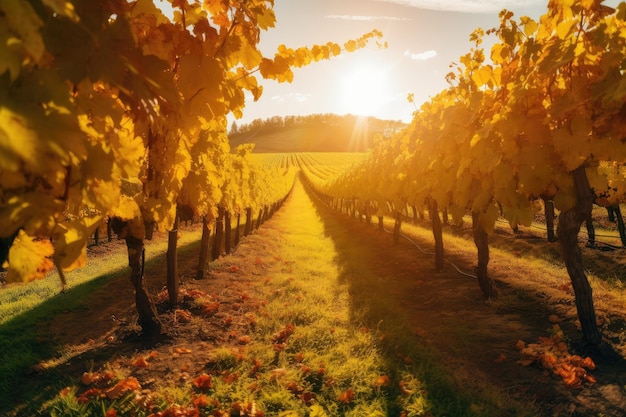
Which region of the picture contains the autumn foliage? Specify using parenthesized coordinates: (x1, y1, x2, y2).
(517, 329, 596, 388)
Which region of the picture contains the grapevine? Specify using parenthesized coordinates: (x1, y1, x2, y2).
(0, 0, 381, 335)
(305, 0, 626, 348)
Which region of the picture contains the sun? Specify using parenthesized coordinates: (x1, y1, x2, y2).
(338, 65, 390, 116)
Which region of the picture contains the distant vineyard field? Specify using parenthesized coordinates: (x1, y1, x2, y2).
(252, 152, 367, 176)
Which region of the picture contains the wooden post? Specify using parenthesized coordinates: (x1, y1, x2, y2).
(167, 216, 179, 306)
(393, 212, 401, 244)
(212, 206, 224, 261)
(224, 210, 232, 254)
(244, 207, 253, 236)
(234, 212, 241, 247)
(542, 197, 557, 242)
(430, 200, 444, 271)
(197, 216, 211, 280)
(613, 205, 626, 246)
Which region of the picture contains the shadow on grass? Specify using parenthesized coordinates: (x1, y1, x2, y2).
(0, 239, 201, 417)
(300, 180, 626, 417)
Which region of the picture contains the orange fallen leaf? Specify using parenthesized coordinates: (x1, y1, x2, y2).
(301, 391, 315, 405)
(81, 372, 100, 385)
(106, 377, 141, 399)
(375, 375, 391, 387)
(192, 393, 210, 408)
(131, 356, 149, 368)
(81, 370, 115, 385)
(202, 301, 220, 316)
(338, 388, 355, 404)
(399, 381, 412, 395)
(175, 309, 192, 323)
(494, 353, 507, 363)
(548, 314, 562, 324)
(193, 373, 212, 390)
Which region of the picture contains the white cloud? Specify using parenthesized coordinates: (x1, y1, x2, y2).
(404, 49, 437, 61)
(272, 93, 311, 103)
(373, 0, 544, 13)
(326, 14, 410, 21)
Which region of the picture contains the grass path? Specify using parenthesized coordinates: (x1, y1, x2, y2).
(3, 178, 626, 416)
(0, 225, 204, 325)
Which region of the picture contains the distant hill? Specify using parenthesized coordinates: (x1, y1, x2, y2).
(228, 114, 405, 153)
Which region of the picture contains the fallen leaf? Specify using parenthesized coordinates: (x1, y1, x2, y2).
(494, 353, 507, 363)
(175, 309, 192, 323)
(375, 375, 391, 387)
(193, 373, 212, 390)
(548, 314, 562, 323)
(131, 356, 149, 368)
(106, 377, 141, 399)
(338, 388, 355, 404)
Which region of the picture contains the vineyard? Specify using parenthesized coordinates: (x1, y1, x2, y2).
(3, 0, 626, 416)
(2, 151, 626, 416)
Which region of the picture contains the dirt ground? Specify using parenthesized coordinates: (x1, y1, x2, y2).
(9, 179, 626, 416)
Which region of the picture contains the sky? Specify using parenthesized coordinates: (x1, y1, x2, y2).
(234, 0, 621, 126)
(237, 0, 541, 125)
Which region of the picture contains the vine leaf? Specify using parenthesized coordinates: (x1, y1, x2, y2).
(6, 231, 54, 283)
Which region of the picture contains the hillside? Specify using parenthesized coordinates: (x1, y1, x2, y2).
(229, 114, 404, 152)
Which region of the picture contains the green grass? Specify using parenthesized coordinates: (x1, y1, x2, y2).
(0, 228, 203, 416)
(0, 226, 203, 325)
(2, 180, 539, 416)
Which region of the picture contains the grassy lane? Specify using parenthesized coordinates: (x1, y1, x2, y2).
(4, 178, 535, 416)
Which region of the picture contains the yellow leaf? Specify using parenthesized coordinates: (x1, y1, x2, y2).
(0, 30, 22, 80)
(479, 203, 500, 235)
(471, 65, 493, 87)
(0, 0, 44, 62)
(115, 119, 145, 177)
(344, 39, 357, 52)
(256, 7, 276, 30)
(6, 230, 54, 283)
(0, 106, 40, 173)
(114, 196, 142, 221)
(42, 0, 80, 22)
(293, 47, 312, 67)
(0, 193, 64, 237)
(520, 16, 538, 37)
(556, 20, 575, 40)
(53, 216, 101, 271)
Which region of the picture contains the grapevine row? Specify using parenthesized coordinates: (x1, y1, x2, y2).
(307, 1, 626, 349)
(0, 0, 381, 336)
